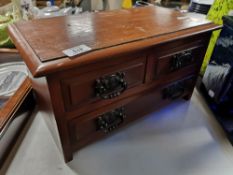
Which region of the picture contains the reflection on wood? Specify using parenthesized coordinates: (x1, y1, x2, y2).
(0, 78, 32, 134)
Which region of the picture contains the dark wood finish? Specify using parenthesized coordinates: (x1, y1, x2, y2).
(61, 55, 146, 112)
(0, 78, 32, 133)
(146, 33, 209, 82)
(0, 49, 35, 168)
(8, 6, 221, 162)
(0, 49, 32, 134)
(0, 48, 20, 62)
(0, 0, 10, 7)
(8, 6, 220, 77)
(0, 85, 35, 169)
(11, 7, 216, 62)
(69, 76, 195, 150)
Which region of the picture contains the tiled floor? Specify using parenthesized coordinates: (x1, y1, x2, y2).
(3, 90, 233, 175)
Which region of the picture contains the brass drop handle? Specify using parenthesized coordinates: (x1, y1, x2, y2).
(171, 50, 193, 71)
(163, 82, 185, 100)
(97, 107, 126, 133)
(95, 72, 127, 99)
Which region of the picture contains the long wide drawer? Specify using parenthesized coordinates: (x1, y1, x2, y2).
(68, 75, 196, 151)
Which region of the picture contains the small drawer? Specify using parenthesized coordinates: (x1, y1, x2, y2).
(161, 75, 196, 100)
(147, 35, 209, 82)
(68, 76, 195, 150)
(60, 57, 146, 112)
(154, 46, 203, 78)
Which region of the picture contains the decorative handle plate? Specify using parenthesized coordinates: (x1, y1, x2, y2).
(97, 107, 126, 133)
(171, 50, 193, 71)
(163, 82, 185, 100)
(95, 72, 127, 99)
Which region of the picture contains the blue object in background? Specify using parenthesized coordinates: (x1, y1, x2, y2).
(201, 16, 233, 142)
(50, 0, 55, 5)
(203, 16, 233, 105)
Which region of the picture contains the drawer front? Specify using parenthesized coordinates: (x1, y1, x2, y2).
(155, 46, 203, 78)
(147, 35, 209, 82)
(61, 58, 146, 112)
(68, 75, 195, 150)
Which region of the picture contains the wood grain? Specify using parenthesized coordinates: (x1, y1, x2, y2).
(0, 78, 32, 133)
(0, 0, 11, 7)
(8, 6, 221, 77)
(7, 6, 221, 162)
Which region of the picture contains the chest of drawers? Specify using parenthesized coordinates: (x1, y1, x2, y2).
(8, 6, 220, 162)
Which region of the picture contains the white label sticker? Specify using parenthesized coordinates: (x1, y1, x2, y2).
(63, 45, 92, 57)
(208, 89, 215, 98)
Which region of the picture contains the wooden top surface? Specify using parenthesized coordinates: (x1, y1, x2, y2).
(12, 7, 213, 62)
(8, 6, 221, 77)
